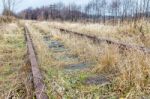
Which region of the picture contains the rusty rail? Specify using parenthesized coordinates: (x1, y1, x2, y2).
(24, 25, 49, 99)
(56, 28, 150, 54)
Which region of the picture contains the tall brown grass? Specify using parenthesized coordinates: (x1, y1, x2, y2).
(48, 25, 150, 98)
(48, 20, 150, 47)
(28, 20, 150, 98)
(0, 16, 16, 24)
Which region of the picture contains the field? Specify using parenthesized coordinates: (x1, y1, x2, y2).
(0, 19, 150, 98)
(0, 22, 33, 98)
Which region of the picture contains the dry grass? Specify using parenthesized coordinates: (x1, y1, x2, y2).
(116, 50, 150, 96)
(23, 20, 150, 98)
(0, 16, 16, 24)
(56, 30, 150, 98)
(27, 22, 99, 98)
(48, 20, 150, 47)
(92, 45, 120, 74)
(25, 22, 56, 68)
(0, 23, 33, 98)
(33, 21, 150, 98)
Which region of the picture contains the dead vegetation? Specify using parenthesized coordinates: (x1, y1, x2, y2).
(0, 23, 33, 98)
(32, 21, 150, 98)
(48, 20, 150, 47)
(0, 16, 16, 24)
(1, 19, 150, 98)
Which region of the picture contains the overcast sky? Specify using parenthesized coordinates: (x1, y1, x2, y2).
(0, 0, 90, 14)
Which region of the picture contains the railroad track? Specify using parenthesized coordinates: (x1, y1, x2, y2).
(54, 27, 150, 54)
(24, 25, 49, 99)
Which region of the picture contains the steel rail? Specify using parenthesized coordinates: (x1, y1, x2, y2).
(24, 25, 49, 99)
(56, 28, 150, 54)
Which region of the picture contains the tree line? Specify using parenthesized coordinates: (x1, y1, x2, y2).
(2, 0, 150, 23)
(18, 3, 87, 22)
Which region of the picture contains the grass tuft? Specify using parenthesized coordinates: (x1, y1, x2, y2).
(92, 45, 120, 74)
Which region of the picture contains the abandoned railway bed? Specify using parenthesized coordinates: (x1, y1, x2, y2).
(18, 22, 150, 98)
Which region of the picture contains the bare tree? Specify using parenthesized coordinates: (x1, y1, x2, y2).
(143, 0, 150, 17)
(101, 0, 107, 23)
(18, 0, 150, 23)
(121, 0, 134, 22)
(110, 0, 121, 24)
(85, 1, 93, 20)
(2, 0, 21, 16)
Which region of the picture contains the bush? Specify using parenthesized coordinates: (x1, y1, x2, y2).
(2, 9, 15, 16)
(0, 16, 16, 23)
